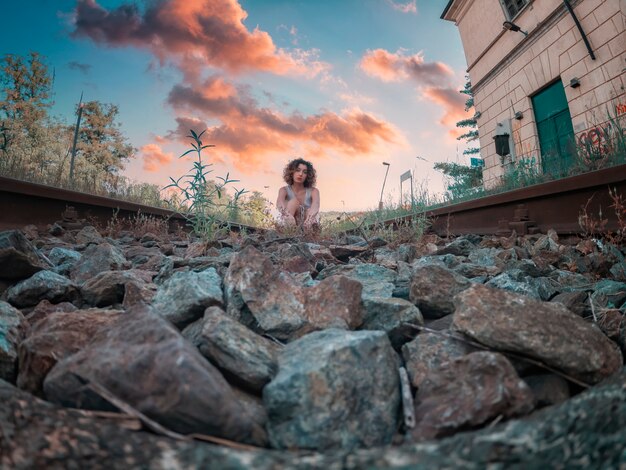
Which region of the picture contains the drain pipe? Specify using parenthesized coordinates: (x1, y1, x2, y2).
(563, 0, 596, 60)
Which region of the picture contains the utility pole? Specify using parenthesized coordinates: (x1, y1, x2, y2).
(69, 92, 84, 184)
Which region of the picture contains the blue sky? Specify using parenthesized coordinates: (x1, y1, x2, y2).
(1, 0, 471, 211)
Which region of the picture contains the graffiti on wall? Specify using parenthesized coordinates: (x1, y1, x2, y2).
(616, 102, 626, 116)
(577, 120, 624, 162)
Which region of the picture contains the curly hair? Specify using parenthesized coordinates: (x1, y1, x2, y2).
(282, 158, 316, 187)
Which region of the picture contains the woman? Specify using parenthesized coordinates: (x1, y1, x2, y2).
(276, 158, 320, 228)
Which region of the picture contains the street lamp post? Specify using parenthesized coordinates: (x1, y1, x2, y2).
(379, 162, 390, 210)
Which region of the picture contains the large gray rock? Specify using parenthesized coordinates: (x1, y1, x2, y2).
(75, 225, 104, 245)
(402, 331, 478, 388)
(467, 247, 502, 266)
(550, 290, 589, 317)
(505, 258, 552, 277)
(531, 233, 560, 255)
(48, 247, 81, 276)
(6, 271, 80, 308)
(591, 279, 626, 310)
(264, 329, 400, 450)
(436, 238, 476, 256)
(190, 306, 281, 393)
(70, 242, 128, 284)
(0, 301, 26, 382)
(409, 265, 471, 318)
(528, 276, 560, 301)
(453, 262, 500, 279)
(23, 299, 77, 327)
(17, 308, 122, 396)
(225, 247, 362, 341)
(2, 370, 626, 468)
(523, 373, 570, 408)
(304, 276, 363, 331)
(361, 297, 423, 348)
(411, 351, 534, 441)
(486, 271, 541, 299)
(317, 263, 397, 299)
(610, 261, 626, 281)
(453, 284, 623, 384)
(0, 230, 52, 280)
(43, 307, 266, 446)
(151, 268, 223, 328)
(225, 246, 307, 338)
(81, 269, 155, 307)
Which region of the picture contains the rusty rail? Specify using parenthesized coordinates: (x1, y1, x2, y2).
(0, 176, 260, 233)
(387, 164, 626, 237)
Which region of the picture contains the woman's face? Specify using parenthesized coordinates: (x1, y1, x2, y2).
(293, 163, 308, 184)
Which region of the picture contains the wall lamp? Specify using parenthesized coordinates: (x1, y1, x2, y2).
(503, 21, 528, 36)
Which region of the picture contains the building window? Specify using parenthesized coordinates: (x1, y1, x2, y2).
(500, 0, 529, 20)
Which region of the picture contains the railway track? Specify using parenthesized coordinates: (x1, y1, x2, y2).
(0, 175, 260, 234)
(1, 164, 625, 237)
(365, 164, 626, 238)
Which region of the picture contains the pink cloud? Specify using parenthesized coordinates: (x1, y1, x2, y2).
(73, 0, 328, 77)
(140, 143, 174, 172)
(166, 76, 403, 170)
(360, 49, 453, 86)
(422, 87, 471, 138)
(387, 0, 417, 14)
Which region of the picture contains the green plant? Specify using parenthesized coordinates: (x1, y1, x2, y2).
(164, 129, 246, 240)
(499, 156, 544, 189)
(456, 77, 480, 158)
(434, 161, 484, 200)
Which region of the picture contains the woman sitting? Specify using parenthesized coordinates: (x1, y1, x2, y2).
(276, 158, 320, 229)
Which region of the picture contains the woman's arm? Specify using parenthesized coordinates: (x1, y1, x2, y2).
(276, 187, 288, 215)
(305, 188, 320, 223)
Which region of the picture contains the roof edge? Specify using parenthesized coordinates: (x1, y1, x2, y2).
(440, 0, 455, 20)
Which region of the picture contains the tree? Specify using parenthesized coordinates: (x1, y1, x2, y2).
(434, 77, 483, 200)
(433, 161, 483, 200)
(75, 101, 135, 187)
(457, 78, 480, 157)
(0, 52, 55, 169)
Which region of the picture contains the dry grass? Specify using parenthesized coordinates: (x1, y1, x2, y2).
(578, 186, 626, 246)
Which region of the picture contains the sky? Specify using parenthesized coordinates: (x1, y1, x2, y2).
(1, 0, 472, 212)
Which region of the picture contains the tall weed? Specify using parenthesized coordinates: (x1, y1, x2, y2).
(164, 130, 246, 240)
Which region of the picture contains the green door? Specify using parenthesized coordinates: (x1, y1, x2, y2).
(532, 80, 575, 176)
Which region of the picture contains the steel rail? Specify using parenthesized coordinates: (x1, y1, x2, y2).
(0, 175, 260, 233)
(375, 164, 626, 237)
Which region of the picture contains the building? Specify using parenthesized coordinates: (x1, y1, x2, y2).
(442, 0, 625, 188)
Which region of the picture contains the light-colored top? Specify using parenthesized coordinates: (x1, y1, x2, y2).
(285, 185, 312, 209)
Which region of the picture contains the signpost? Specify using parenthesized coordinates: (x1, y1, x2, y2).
(400, 170, 413, 209)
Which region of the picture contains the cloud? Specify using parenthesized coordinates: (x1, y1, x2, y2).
(360, 49, 453, 85)
(360, 48, 466, 138)
(166, 75, 403, 170)
(387, 0, 417, 14)
(338, 91, 375, 106)
(72, 0, 328, 77)
(422, 87, 470, 138)
(71, 0, 403, 172)
(140, 143, 174, 172)
(67, 61, 92, 74)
